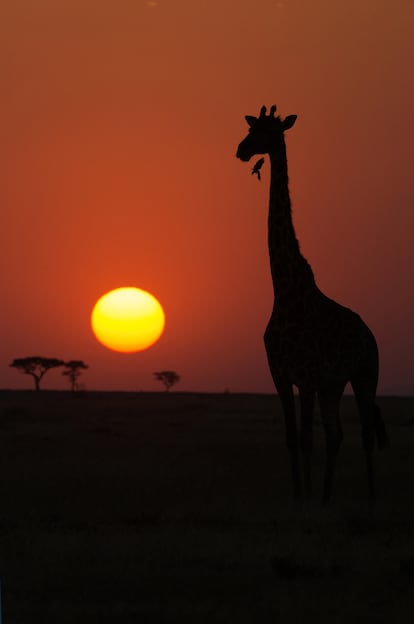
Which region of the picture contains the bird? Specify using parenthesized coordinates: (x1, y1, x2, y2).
(251, 157, 265, 180)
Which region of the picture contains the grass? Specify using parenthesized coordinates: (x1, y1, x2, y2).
(0, 390, 413, 622)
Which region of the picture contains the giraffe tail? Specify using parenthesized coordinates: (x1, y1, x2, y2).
(374, 404, 390, 450)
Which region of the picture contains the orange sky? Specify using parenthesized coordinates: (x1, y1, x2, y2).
(2, 0, 413, 393)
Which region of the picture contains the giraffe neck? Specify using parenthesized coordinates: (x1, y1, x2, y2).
(268, 146, 315, 302)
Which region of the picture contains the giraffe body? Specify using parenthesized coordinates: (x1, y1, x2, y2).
(265, 291, 377, 390)
(236, 105, 389, 502)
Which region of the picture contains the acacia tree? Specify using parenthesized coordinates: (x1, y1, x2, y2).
(153, 370, 180, 392)
(10, 356, 64, 391)
(62, 360, 88, 391)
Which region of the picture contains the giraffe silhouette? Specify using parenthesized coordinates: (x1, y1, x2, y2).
(236, 104, 389, 503)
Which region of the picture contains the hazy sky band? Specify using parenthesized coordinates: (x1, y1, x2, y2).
(2, 0, 413, 392)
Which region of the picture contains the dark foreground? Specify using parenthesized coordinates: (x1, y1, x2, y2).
(0, 391, 413, 622)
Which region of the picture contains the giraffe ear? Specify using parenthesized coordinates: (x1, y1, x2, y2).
(281, 115, 297, 131)
(245, 115, 257, 128)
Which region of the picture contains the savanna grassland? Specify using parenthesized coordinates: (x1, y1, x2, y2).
(0, 391, 413, 622)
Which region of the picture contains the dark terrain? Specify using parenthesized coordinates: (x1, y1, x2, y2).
(0, 391, 413, 622)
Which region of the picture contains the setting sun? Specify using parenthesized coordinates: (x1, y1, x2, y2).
(91, 287, 165, 353)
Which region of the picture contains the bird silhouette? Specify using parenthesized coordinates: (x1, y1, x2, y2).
(251, 157, 265, 180)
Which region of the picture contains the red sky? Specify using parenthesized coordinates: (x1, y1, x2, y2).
(2, 0, 413, 393)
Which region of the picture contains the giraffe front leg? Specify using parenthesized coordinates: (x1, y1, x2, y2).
(318, 387, 344, 504)
(299, 388, 315, 499)
(275, 380, 301, 499)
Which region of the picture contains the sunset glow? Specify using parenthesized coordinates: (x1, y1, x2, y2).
(2, 0, 413, 393)
(91, 288, 165, 353)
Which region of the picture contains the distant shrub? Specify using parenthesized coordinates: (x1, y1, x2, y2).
(153, 370, 180, 392)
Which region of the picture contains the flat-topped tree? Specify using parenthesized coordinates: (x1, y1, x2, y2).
(62, 360, 89, 391)
(10, 356, 64, 391)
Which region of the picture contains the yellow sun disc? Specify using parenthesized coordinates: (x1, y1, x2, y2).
(91, 287, 165, 353)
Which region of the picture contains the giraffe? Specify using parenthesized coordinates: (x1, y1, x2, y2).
(236, 104, 389, 503)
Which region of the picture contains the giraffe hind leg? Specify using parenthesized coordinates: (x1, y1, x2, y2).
(351, 377, 379, 500)
(299, 387, 315, 499)
(374, 404, 390, 450)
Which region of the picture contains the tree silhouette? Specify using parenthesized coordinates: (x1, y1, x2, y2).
(62, 360, 88, 391)
(153, 370, 180, 392)
(10, 356, 64, 391)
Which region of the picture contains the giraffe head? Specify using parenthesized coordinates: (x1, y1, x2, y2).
(236, 105, 297, 162)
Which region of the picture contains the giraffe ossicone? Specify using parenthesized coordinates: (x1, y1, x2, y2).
(236, 104, 389, 503)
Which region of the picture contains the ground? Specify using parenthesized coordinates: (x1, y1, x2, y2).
(0, 391, 413, 622)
